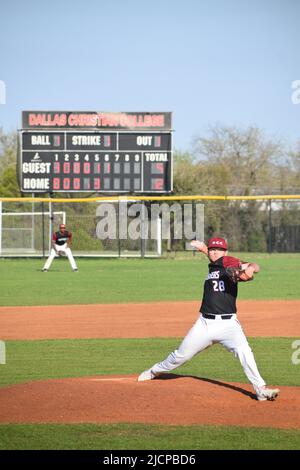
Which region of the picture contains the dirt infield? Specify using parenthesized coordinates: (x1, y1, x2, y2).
(0, 375, 298, 429)
(0, 300, 299, 428)
(0, 300, 299, 339)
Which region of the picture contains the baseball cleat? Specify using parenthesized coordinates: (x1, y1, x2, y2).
(255, 385, 280, 401)
(42, 269, 48, 272)
(137, 369, 156, 382)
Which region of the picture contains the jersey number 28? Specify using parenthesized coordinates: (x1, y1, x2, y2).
(212, 280, 225, 292)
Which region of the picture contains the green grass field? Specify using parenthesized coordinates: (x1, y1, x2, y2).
(0, 255, 299, 450)
(0, 253, 299, 306)
(0, 423, 299, 450)
(0, 338, 298, 387)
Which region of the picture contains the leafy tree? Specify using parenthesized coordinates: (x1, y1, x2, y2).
(192, 126, 282, 195)
(173, 151, 198, 194)
(180, 126, 300, 251)
(0, 129, 20, 197)
(0, 165, 20, 197)
(0, 129, 18, 174)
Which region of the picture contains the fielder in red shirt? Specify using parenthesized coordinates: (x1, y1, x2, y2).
(42, 223, 78, 272)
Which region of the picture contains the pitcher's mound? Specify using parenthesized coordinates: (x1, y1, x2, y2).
(0, 375, 298, 429)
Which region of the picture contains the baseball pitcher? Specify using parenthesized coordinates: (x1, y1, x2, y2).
(138, 237, 280, 402)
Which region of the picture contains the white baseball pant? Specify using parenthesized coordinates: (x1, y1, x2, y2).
(43, 243, 78, 271)
(151, 314, 266, 390)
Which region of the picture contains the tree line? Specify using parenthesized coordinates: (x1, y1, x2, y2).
(1, 126, 299, 251)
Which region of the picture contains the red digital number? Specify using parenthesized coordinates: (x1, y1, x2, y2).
(84, 178, 90, 190)
(154, 136, 161, 147)
(155, 163, 164, 173)
(152, 178, 164, 190)
(73, 178, 80, 190)
(94, 178, 100, 190)
(104, 135, 111, 147)
(94, 163, 101, 174)
(73, 162, 80, 174)
(54, 162, 60, 174)
(53, 178, 60, 190)
(63, 162, 70, 174)
(63, 178, 70, 190)
(83, 162, 90, 174)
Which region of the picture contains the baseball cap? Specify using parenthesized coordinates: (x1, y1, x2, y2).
(59, 224, 66, 229)
(207, 237, 228, 250)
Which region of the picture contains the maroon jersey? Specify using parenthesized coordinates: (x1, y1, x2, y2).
(200, 256, 241, 315)
(52, 230, 72, 246)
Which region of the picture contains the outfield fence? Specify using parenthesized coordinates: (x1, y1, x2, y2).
(0, 195, 299, 257)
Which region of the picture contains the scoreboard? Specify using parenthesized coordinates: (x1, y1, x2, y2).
(18, 111, 173, 194)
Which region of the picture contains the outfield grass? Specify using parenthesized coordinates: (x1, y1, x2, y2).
(0, 254, 300, 306)
(0, 337, 298, 387)
(0, 423, 299, 450)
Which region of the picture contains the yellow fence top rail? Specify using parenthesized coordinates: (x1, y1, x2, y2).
(0, 194, 300, 203)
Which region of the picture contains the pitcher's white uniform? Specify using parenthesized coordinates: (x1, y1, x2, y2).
(42, 223, 78, 272)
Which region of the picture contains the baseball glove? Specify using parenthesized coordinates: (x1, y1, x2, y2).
(57, 250, 66, 257)
(225, 266, 254, 283)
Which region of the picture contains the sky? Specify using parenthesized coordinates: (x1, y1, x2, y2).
(0, 0, 300, 152)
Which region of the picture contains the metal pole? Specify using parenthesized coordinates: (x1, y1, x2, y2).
(118, 199, 129, 258)
(192, 200, 195, 256)
(49, 193, 54, 253)
(268, 199, 273, 254)
(118, 201, 121, 258)
(157, 215, 162, 256)
(31, 193, 35, 251)
(42, 201, 45, 258)
(0, 201, 2, 255)
(140, 202, 146, 258)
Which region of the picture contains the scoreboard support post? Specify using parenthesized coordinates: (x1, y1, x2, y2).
(48, 195, 53, 253)
(0, 201, 2, 255)
(41, 201, 45, 258)
(157, 215, 162, 257)
(31, 193, 35, 252)
(140, 203, 147, 258)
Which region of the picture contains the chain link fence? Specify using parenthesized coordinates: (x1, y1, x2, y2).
(0, 196, 299, 257)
